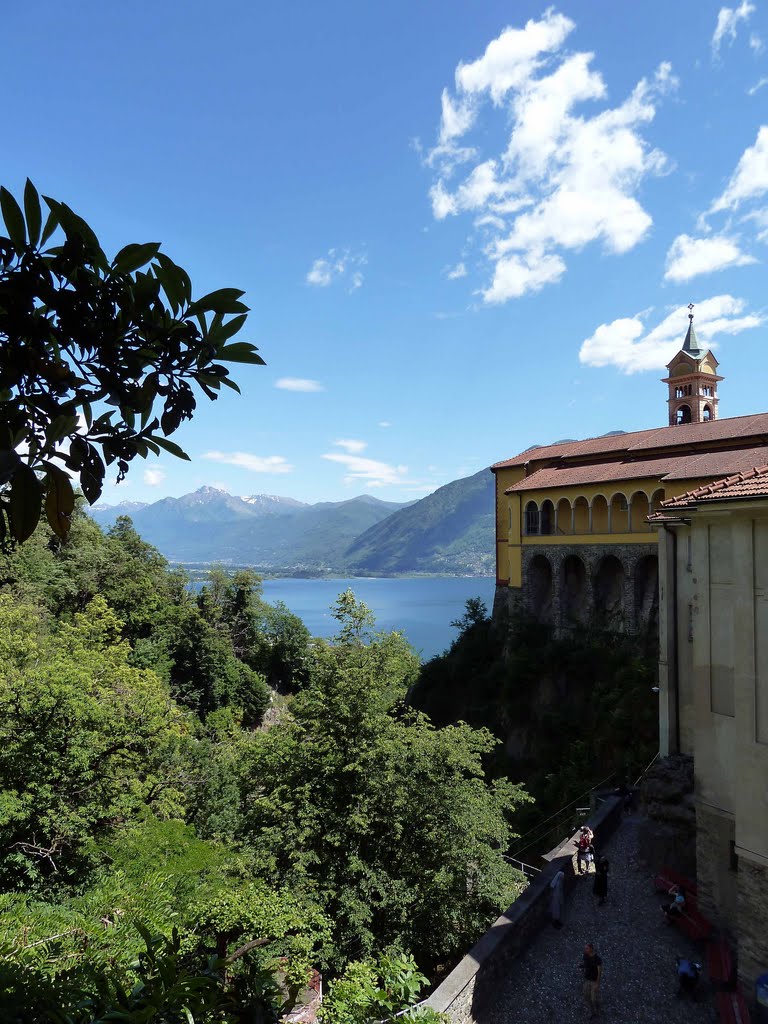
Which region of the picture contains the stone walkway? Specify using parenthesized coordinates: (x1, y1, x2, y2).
(485, 815, 716, 1023)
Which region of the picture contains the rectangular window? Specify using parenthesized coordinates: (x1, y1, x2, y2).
(525, 508, 539, 535)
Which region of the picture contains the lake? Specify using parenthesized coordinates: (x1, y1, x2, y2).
(260, 576, 496, 661)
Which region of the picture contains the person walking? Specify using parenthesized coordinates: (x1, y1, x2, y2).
(575, 826, 593, 874)
(593, 855, 609, 906)
(582, 942, 602, 1018)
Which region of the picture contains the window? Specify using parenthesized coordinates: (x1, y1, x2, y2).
(703, 405, 712, 421)
(525, 503, 540, 535)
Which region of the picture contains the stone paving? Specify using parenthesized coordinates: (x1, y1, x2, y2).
(485, 815, 717, 1024)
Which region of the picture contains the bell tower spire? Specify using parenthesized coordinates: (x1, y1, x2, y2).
(661, 305, 723, 425)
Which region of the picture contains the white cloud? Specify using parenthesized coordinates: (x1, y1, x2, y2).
(750, 32, 765, 54)
(306, 247, 367, 291)
(333, 438, 367, 454)
(710, 126, 768, 212)
(424, 10, 676, 301)
(712, 1, 756, 56)
(275, 377, 325, 392)
(202, 451, 294, 474)
(377, 421, 392, 428)
(744, 207, 768, 241)
(748, 76, 768, 95)
(446, 261, 468, 279)
(579, 295, 765, 373)
(143, 468, 166, 486)
(322, 452, 408, 488)
(664, 233, 756, 282)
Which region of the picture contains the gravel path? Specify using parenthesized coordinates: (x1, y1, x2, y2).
(484, 815, 716, 1024)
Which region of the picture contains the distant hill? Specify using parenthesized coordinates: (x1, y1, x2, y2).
(91, 488, 410, 571)
(342, 468, 495, 575)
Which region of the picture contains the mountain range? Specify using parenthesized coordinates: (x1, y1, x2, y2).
(90, 468, 495, 576)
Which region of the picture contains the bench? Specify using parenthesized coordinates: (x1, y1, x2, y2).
(707, 940, 735, 989)
(674, 907, 713, 942)
(654, 865, 698, 905)
(716, 988, 751, 1024)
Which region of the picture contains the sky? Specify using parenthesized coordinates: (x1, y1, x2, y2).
(4, 0, 768, 505)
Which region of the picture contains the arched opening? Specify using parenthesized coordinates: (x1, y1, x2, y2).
(555, 497, 573, 535)
(529, 554, 553, 625)
(562, 555, 588, 626)
(676, 404, 692, 425)
(573, 496, 590, 534)
(524, 500, 539, 536)
(609, 492, 629, 533)
(594, 555, 625, 629)
(703, 404, 712, 421)
(540, 499, 555, 536)
(591, 495, 609, 534)
(650, 488, 665, 517)
(629, 490, 651, 533)
(635, 554, 659, 634)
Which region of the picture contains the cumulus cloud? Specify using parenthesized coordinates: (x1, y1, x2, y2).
(579, 295, 764, 373)
(275, 377, 325, 392)
(306, 247, 367, 291)
(710, 125, 768, 213)
(143, 468, 166, 486)
(202, 451, 294, 474)
(712, 1, 756, 56)
(664, 233, 756, 282)
(322, 452, 408, 488)
(424, 9, 676, 301)
(333, 438, 367, 454)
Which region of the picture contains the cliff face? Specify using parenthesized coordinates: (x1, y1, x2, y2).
(636, 754, 696, 876)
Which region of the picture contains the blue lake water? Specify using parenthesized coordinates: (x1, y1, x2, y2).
(260, 577, 496, 661)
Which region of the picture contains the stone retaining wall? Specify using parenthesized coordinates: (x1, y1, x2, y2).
(424, 796, 623, 1024)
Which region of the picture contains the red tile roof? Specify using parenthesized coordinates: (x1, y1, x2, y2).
(491, 412, 768, 470)
(656, 464, 768, 510)
(504, 445, 768, 493)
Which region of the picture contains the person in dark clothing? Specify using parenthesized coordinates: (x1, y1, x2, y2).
(593, 855, 609, 906)
(676, 957, 700, 997)
(662, 885, 686, 920)
(582, 943, 602, 1017)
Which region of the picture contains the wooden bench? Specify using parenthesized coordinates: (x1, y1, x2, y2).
(716, 988, 751, 1024)
(674, 906, 713, 942)
(707, 939, 735, 988)
(654, 865, 698, 905)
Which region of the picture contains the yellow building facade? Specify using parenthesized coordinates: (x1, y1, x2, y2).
(491, 317, 768, 631)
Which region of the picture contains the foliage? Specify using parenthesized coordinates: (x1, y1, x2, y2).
(239, 594, 529, 969)
(0, 179, 264, 544)
(321, 951, 428, 1024)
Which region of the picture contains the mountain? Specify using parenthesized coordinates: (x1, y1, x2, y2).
(90, 488, 411, 570)
(342, 468, 495, 576)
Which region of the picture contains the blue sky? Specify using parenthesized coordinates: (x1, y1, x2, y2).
(4, 1, 768, 504)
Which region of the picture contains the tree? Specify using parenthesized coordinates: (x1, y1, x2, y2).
(0, 180, 265, 544)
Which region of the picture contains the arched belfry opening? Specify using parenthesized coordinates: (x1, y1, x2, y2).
(661, 304, 723, 426)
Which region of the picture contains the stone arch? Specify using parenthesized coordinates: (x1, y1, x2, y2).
(703, 404, 712, 421)
(594, 554, 625, 629)
(591, 494, 609, 534)
(556, 497, 573, 535)
(540, 499, 555, 536)
(634, 554, 659, 634)
(524, 500, 539, 536)
(650, 488, 666, 516)
(573, 495, 590, 534)
(629, 489, 651, 533)
(609, 491, 629, 533)
(562, 554, 588, 627)
(528, 554, 553, 625)
(676, 404, 692, 425)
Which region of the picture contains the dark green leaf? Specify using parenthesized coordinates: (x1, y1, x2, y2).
(40, 206, 59, 246)
(185, 288, 248, 318)
(147, 435, 191, 460)
(113, 242, 161, 275)
(23, 179, 42, 247)
(0, 187, 26, 252)
(217, 313, 248, 343)
(219, 342, 266, 365)
(9, 463, 41, 543)
(44, 463, 75, 539)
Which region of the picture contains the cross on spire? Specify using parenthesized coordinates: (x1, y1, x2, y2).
(688, 302, 694, 322)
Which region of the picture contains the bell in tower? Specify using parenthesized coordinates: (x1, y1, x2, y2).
(661, 305, 723, 426)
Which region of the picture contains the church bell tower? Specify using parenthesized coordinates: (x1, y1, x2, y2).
(661, 305, 723, 426)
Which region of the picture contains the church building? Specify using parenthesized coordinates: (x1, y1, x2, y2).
(490, 308, 768, 633)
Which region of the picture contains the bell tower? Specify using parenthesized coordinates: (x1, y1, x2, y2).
(661, 305, 723, 426)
